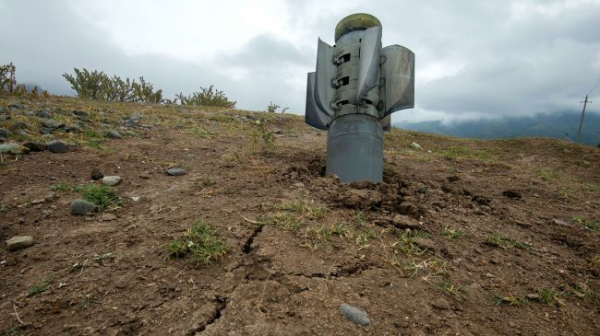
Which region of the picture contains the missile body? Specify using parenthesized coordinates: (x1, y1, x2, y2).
(305, 13, 415, 182)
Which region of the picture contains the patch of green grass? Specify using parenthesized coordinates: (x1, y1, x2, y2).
(260, 200, 326, 232)
(538, 288, 564, 306)
(572, 216, 599, 231)
(440, 280, 466, 299)
(189, 126, 211, 138)
(493, 295, 528, 306)
(485, 233, 528, 250)
(1, 327, 21, 336)
(586, 184, 599, 193)
(74, 184, 121, 209)
(166, 221, 229, 264)
(535, 169, 555, 181)
(434, 146, 470, 160)
(441, 228, 466, 240)
(50, 183, 74, 192)
(404, 257, 448, 280)
(28, 277, 54, 297)
(258, 213, 303, 232)
(394, 230, 430, 255)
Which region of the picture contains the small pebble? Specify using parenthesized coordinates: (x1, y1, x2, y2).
(6, 236, 34, 251)
(166, 167, 187, 176)
(339, 303, 370, 326)
(102, 176, 121, 186)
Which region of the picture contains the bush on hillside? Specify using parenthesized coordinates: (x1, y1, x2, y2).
(1, 62, 49, 99)
(177, 85, 236, 108)
(63, 68, 163, 103)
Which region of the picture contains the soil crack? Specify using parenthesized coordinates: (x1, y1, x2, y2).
(242, 225, 264, 254)
(185, 296, 228, 336)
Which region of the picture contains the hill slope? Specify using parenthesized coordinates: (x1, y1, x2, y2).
(1, 97, 599, 335)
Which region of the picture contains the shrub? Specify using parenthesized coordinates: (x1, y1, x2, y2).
(63, 68, 163, 103)
(178, 85, 236, 108)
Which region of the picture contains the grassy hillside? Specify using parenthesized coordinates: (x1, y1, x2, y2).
(0, 96, 599, 335)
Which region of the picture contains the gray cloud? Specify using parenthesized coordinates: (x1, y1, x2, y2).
(1, 0, 599, 120)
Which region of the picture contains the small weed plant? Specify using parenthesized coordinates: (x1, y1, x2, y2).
(167, 221, 229, 264)
(394, 230, 430, 255)
(485, 233, 528, 250)
(28, 277, 54, 297)
(493, 295, 528, 306)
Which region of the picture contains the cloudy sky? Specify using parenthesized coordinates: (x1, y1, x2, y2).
(1, 0, 599, 123)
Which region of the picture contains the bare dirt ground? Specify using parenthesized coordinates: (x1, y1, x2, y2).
(1, 97, 599, 335)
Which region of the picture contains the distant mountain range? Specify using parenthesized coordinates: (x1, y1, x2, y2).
(394, 112, 600, 146)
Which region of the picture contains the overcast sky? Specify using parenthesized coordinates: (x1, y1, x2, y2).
(1, 0, 599, 123)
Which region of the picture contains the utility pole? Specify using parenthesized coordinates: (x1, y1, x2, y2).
(576, 95, 591, 143)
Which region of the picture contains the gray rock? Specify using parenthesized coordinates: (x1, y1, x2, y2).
(39, 127, 55, 135)
(0, 114, 10, 121)
(0, 128, 11, 138)
(6, 236, 34, 251)
(0, 143, 19, 154)
(0, 107, 8, 114)
(0, 137, 6, 143)
(40, 119, 63, 129)
(37, 110, 52, 119)
(131, 196, 141, 202)
(72, 110, 88, 118)
(57, 124, 81, 133)
(166, 167, 187, 176)
(8, 103, 25, 109)
(70, 199, 98, 216)
(23, 142, 46, 152)
(552, 219, 568, 226)
(339, 303, 370, 326)
(24, 110, 35, 117)
(410, 142, 422, 150)
(105, 130, 122, 139)
(102, 176, 121, 186)
(46, 140, 68, 153)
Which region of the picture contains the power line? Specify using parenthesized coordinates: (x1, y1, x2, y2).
(588, 76, 600, 96)
(576, 95, 591, 143)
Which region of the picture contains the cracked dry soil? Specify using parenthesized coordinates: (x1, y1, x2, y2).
(1, 106, 599, 336)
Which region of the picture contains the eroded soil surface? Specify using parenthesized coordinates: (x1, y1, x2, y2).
(1, 98, 599, 335)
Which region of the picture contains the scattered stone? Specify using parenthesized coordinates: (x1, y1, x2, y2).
(552, 219, 568, 226)
(72, 110, 88, 118)
(40, 127, 55, 135)
(6, 236, 34, 251)
(91, 168, 104, 180)
(102, 176, 121, 186)
(8, 103, 25, 109)
(105, 130, 122, 139)
(339, 303, 370, 326)
(166, 167, 187, 176)
(0, 128, 11, 138)
(24, 110, 35, 117)
(131, 196, 141, 202)
(416, 183, 427, 194)
(70, 199, 97, 216)
(57, 124, 81, 133)
(44, 193, 56, 202)
(413, 237, 436, 252)
(431, 298, 451, 310)
(101, 213, 117, 221)
(526, 293, 540, 300)
(502, 190, 522, 199)
(45, 140, 68, 153)
(37, 110, 52, 118)
(575, 282, 590, 293)
(0, 143, 19, 154)
(447, 175, 460, 182)
(273, 128, 283, 134)
(410, 142, 422, 150)
(392, 214, 421, 230)
(40, 119, 63, 129)
(23, 142, 46, 152)
(485, 273, 495, 278)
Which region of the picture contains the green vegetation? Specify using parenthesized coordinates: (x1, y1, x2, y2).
(572, 216, 599, 231)
(440, 228, 466, 239)
(404, 257, 448, 279)
(440, 280, 466, 299)
(1, 62, 49, 98)
(28, 277, 54, 297)
(167, 221, 229, 264)
(63, 68, 163, 103)
(177, 85, 236, 108)
(50, 183, 121, 209)
(433, 146, 496, 162)
(258, 200, 326, 232)
(394, 230, 431, 255)
(485, 233, 528, 250)
(538, 288, 564, 306)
